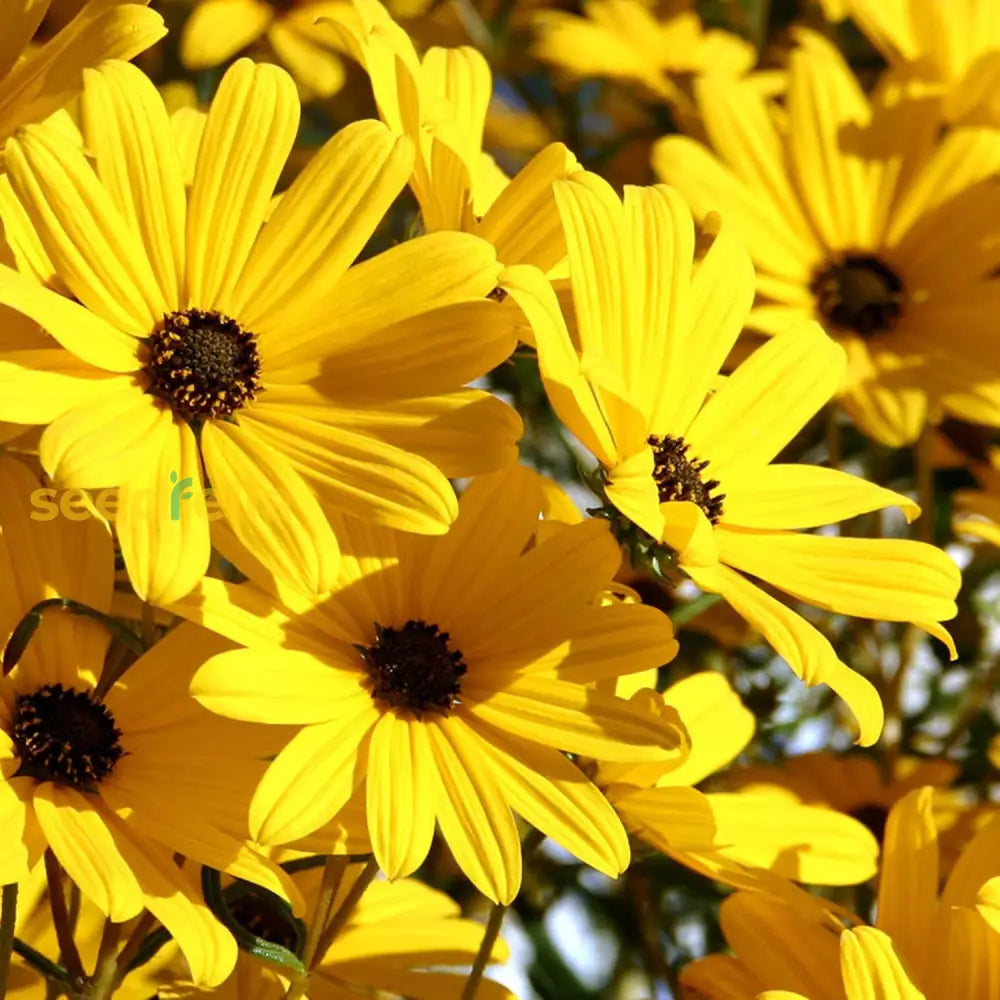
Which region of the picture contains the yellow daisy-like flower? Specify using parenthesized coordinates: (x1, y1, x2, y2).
(0, 57, 521, 604)
(324, 0, 580, 276)
(502, 170, 961, 747)
(596, 674, 880, 893)
(531, 0, 779, 114)
(156, 864, 515, 1000)
(681, 787, 1000, 1000)
(167, 465, 688, 905)
(0, 456, 299, 986)
(653, 29, 1000, 447)
(819, 0, 1000, 127)
(181, 0, 351, 99)
(0, 0, 164, 158)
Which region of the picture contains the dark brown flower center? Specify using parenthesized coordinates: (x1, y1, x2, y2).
(12, 684, 123, 788)
(144, 309, 262, 420)
(648, 434, 724, 524)
(228, 890, 301, 952)
(811, 254, 904, 337)
(848, 802, 889, 844)
(363, 620, 467, 716)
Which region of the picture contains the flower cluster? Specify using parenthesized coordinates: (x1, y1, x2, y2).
(0, 2, 997, 999)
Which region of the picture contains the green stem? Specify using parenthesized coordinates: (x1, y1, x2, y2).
(11, 939, 71, 986)
(110, 912, 157, 991)
(44, 851, 83, 981)
(460, 902, 507, 1000)
(311, 858, 379, 970)
(668, 591, 723, 630)
(0, 883, 17, 998)
(301, 855, 349, 972)
(915, 424, 935, 544)
(140, 602, 157, 650)
(86, 919, 122, 1000)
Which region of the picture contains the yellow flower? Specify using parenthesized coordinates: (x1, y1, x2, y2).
(167, 466, 688, 904)
(596, 674, 880, 893)
(955, 447, 1000, 549)
(154, 865, 515, 1000)
(654, 29, 1000, 447)
(756, 927, 925, 1000)
(0, 58, 521, 604)
(0, 0, 164, 158)
(531, 0, 780, 116)
(681, 787, 1000, 1000)
(181, 0, 352, 99)
(502, 171, 960, 746)
(819, 0, 1000, 127)
(0, 456, 300, 986)
(324, 0, 580, 276)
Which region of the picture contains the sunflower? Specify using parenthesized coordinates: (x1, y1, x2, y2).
(0, 57, 521, 604)
(166, 465, 688, 905)
(502, 171, 960, 746)
(324, 0, 581, 277)
(530, 0, 781, 115)
(680, 787, 1000, 1000)
(0, 0, 164, 160)
(653, 29, 1000, 447)
(0, 455, 303, 986)
(153, 864, 515, 1000)
(180, 0, 352, 99)
(819, 0, 1000, 127)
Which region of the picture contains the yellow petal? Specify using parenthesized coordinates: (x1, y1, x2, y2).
(186, 59, 299, 311)
(233, 119, 412, 329)
(723, 463, 919, 529)
(659, 672, 754, 787)
(5, 123, 165, 331)
(180, 0, 272, 69)
(689, 562, 883, 746)
(201, 417, 341, 597)
(80, 60, 187, 312)
(425, 716, 521, 905)
(33, 785, 144, 922)
(840, 926, 927, 1000)
(251, 707, 379, 845)
(269, 20, 346, 98)
(117, 417, 211, 604)
(366, 710, 436, 879)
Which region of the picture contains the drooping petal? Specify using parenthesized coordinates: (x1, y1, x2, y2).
(365, 710, 436, 879)
(180, 0, 273, 69)
(117, 417, 211, 604)
(250, 707, 379, 845)
(840, 927, 927, 1000)
(201, 417, 341, 597)
(689, 562, 883, 746)
(33, 785, 144, 922)
(425, 716, 521, 905)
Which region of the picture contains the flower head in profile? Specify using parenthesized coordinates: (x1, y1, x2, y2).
(531, 0, 780, 116)
(0, 57, 521, 604)
(654, 30, 1000, 446)
(324, 0, 581, 277)
(0, 0, 164, 157)
(154, 864, 515, 1000)
(168, 465, 688, 904)
(503, 170, 961, 746)
(0, 457, 299, 986)
(682, 787, 1000, 1000)
(180, 0, 349, 99)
